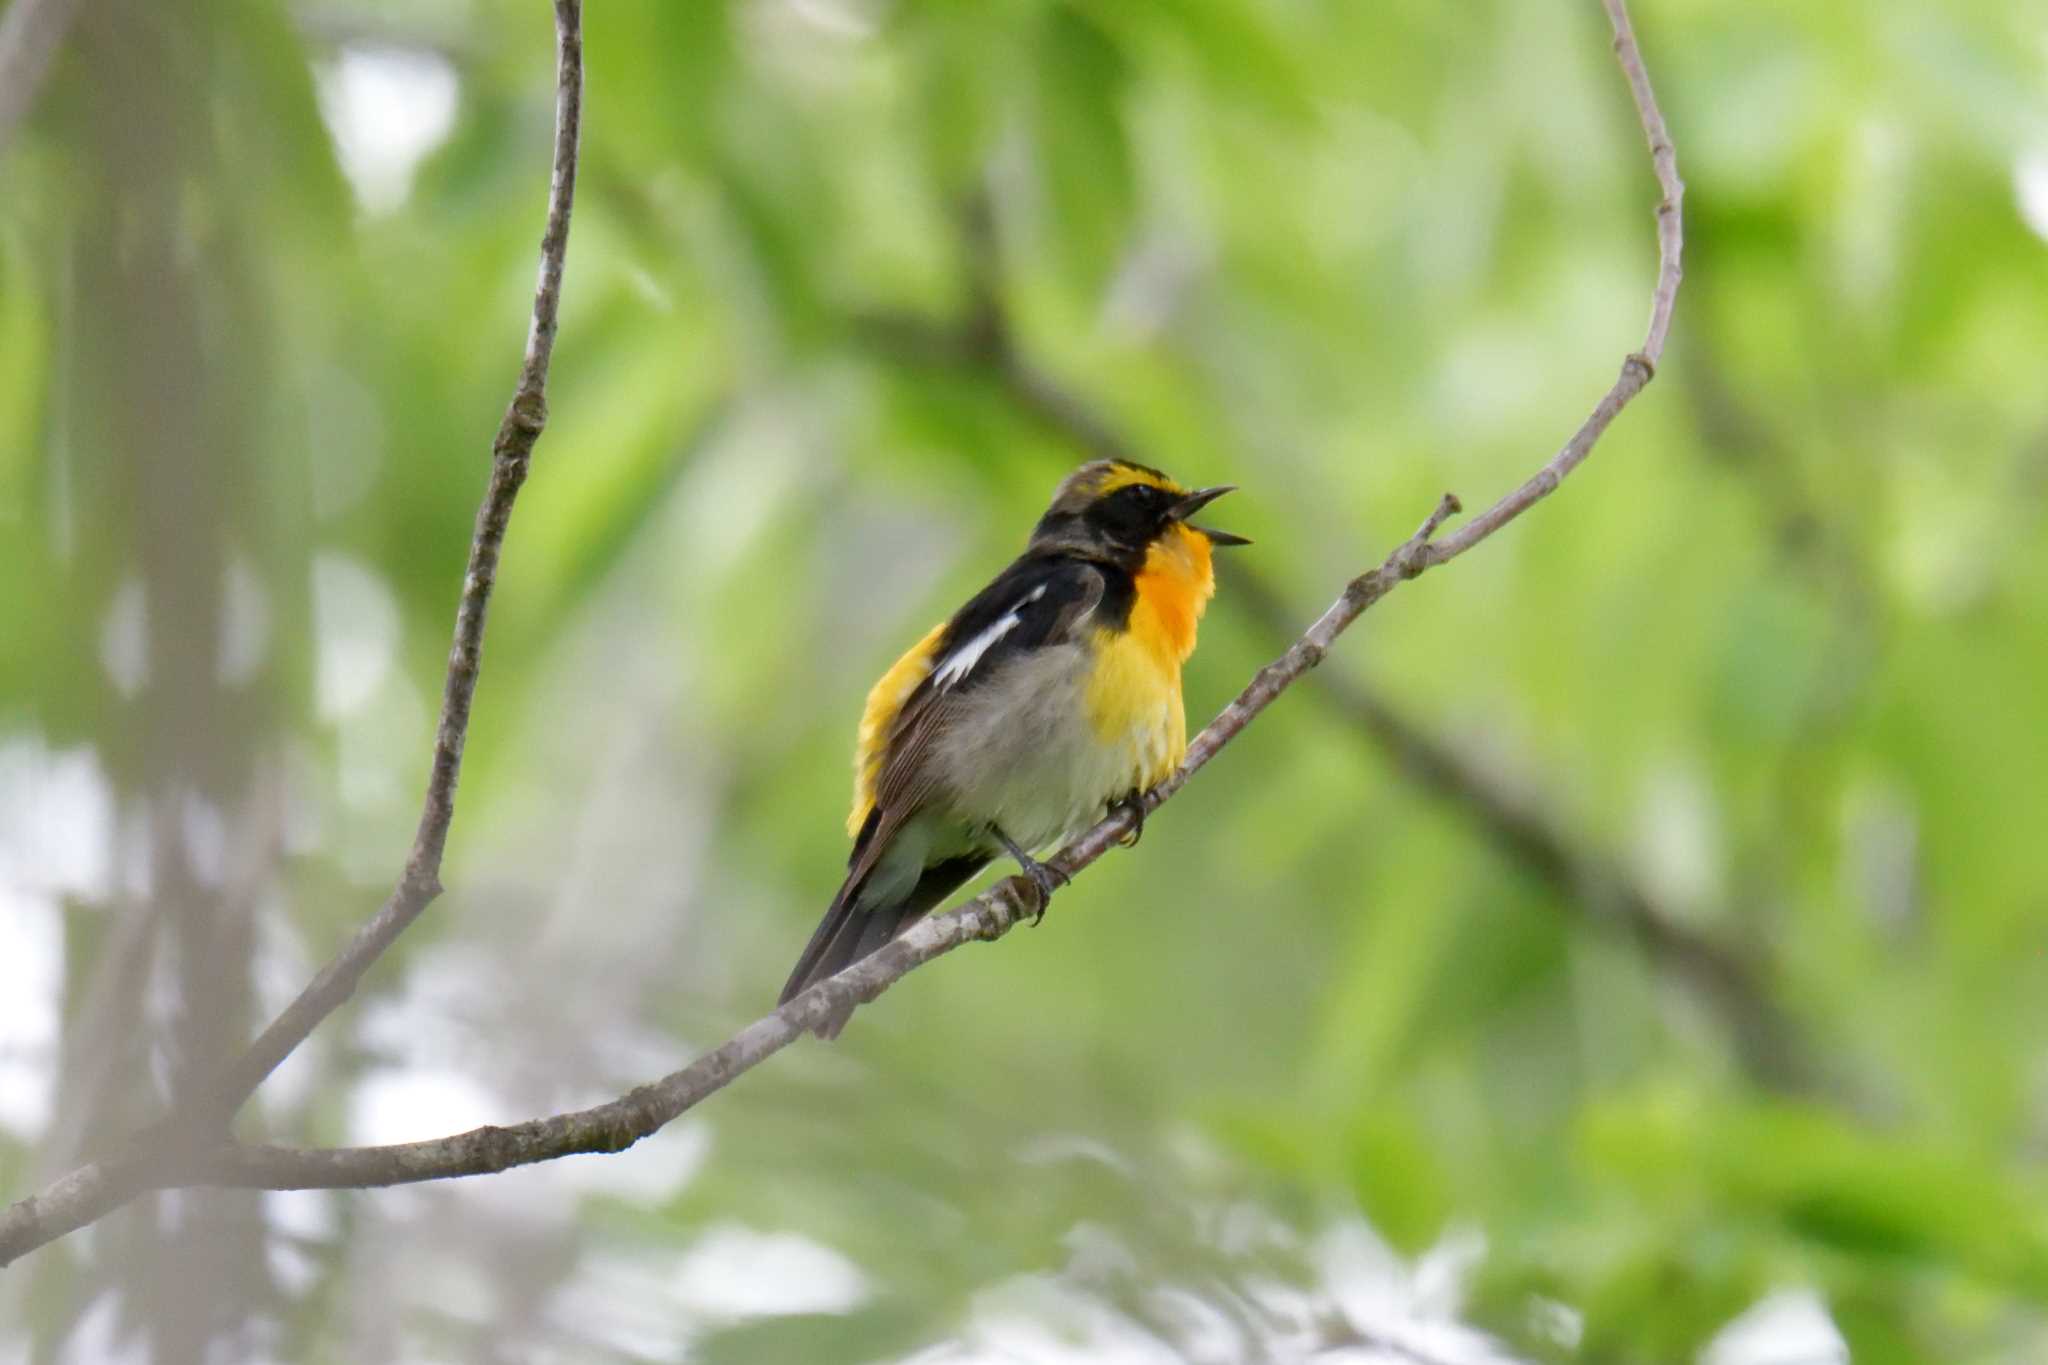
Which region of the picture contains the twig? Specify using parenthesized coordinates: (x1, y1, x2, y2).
(1414, 0, 1681, 567)
(176, 0, 584, 1132)
(868, 24, 1762, 1075)
(0, 495, 1463, 1229)
(0, 0, 585, 1244)
(871, 313, 1799, 1075)
(0, 0, 584, 1264)
(0, 0, 1679, 1264)
(0, 0, 81, 156)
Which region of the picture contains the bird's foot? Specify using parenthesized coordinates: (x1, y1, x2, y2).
(1114, 789, 1150, 848)
(993, 827, 1067, 925)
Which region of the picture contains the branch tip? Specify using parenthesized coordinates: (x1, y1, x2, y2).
(0, 0, 1686, 1265)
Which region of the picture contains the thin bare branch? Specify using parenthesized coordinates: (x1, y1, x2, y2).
(881, 314, 1803, 1082)
(0, 0, 1680, 1264)
(1419, 0, 1682, 567)
(867, 11, 1756, 1077)
(177, 0, 584, 1132)
(0, 493, 1468, 1223)
(0, 0, 583, 1267)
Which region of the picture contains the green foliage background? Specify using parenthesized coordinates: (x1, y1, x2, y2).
(3, 0, 2046, 1360)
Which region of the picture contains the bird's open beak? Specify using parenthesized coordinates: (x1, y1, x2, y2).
(1172, 485, 1251, 547)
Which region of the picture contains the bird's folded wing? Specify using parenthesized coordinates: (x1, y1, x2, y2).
(871, 555, 1106, 824)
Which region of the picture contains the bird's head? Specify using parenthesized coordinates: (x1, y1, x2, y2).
(1028, 460, 1249, 569)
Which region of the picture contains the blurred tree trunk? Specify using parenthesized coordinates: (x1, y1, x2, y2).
(26, 0, 292, 1356)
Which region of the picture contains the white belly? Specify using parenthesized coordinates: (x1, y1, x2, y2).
(929, 643, 1177, 852)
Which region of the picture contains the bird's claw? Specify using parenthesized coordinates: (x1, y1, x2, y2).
(1115, 790, 1149, 848)
(1019, 855, 1068, 924)
(991, 825, 1067, 926)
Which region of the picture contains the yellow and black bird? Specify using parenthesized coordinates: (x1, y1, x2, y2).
(780, 460, 1247, 1036)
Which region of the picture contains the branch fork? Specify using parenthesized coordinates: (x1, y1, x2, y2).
(0, 0, 1683, 1267)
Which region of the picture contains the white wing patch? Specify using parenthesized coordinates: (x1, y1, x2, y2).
(931, 585, 1045, 691)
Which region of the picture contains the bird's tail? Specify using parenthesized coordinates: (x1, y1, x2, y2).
(778, 855, 989, 1039)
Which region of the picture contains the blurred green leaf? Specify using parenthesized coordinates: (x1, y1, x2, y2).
(1032, 5, 1137, 300)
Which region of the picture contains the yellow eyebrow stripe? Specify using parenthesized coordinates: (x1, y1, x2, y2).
(1093, 463, 1187, 497)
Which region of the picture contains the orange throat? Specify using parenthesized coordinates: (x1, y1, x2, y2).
(1130, 523, 1215, 665)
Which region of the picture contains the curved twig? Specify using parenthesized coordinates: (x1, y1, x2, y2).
(184, 0, 585, 1132)
(0, 0, 1679, 1266)
(0, 0, 585, 1265)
